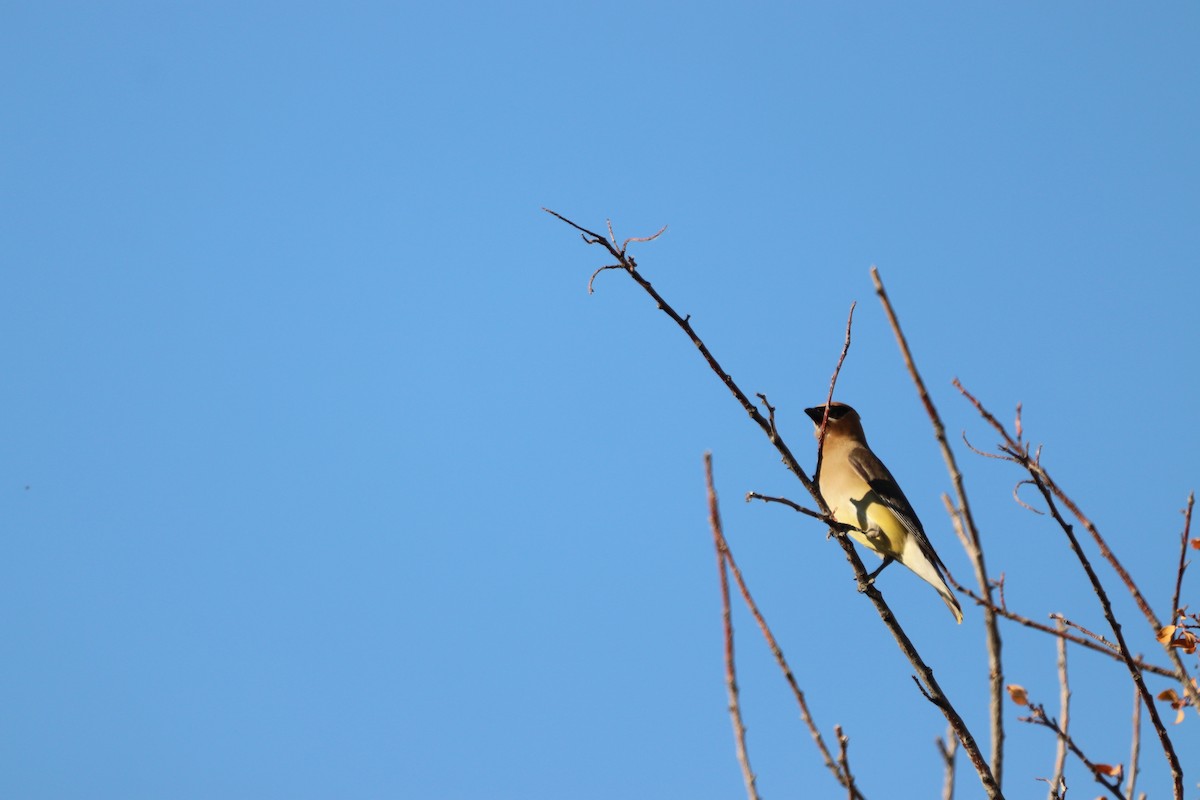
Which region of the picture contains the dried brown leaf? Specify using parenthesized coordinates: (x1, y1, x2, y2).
(1157, 624, 1177, 644)
(1005, 684, 1028, 706)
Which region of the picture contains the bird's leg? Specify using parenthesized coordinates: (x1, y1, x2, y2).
(857, 556, 894, 592)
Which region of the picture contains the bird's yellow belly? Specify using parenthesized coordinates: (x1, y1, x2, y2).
(832, 496, 907, 560)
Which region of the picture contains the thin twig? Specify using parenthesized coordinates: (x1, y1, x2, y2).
(1021, 702, 1128, 800)
(955, 380, 1183, 799)
(937, 724, 958, 800)
(950, 582, 1175, 678)
(814, 302, 855, 485)
(706, 454, 760, 800)
(549, 211, 1003, 799)
(872, 266, 1005, 789)
(1126, 681, 1142, 800)
(1050, 613, 1119, 653)
(1171, 493, 1194, 621)
(1050, 619, 1069, 800)
(745, 491, 827, 522)
(756, 393, 779, 443)
(835, 726, 860, 800)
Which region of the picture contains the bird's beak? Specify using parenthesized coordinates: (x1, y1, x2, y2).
(804, 406, 826, 424)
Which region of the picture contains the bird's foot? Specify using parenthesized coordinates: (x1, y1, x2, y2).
(856, 557, 894, 593)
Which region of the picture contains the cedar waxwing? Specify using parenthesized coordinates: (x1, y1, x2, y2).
(804, 402, 963, 623)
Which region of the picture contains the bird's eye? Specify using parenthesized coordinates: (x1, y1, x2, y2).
(828, 406, 850, 420)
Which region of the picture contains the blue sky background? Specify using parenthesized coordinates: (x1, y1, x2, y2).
(3, 3, 1198, 798)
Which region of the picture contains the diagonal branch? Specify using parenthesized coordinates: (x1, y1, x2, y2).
(548, 210, 1003, 799)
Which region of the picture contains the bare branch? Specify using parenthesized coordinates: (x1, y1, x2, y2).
(724, 499, 866, 797)
(1013, 480, 1046, 515)
(1050, 619, 1069, 800)
(745, 491, 827, 522)
(1127, 682, 1142, 800)
(835, 725, 861, 800)
(756, 393, 779, 443)
(950, 581, 1175, 678)
(620, 224, 668, 253)
(955, 380, 1184, 799)
(873, 266, 1005, 789)
(937, 724, 958, 800)
(1171, 493, 1194, 622)
(706, 454, 759, 800)
(1020, 701, 1128, 800)
(814, 301, 856, 485)
(1050, 613, 1119, 653)
(588, 263, 623, 294)
(549, 212, 1003, 799)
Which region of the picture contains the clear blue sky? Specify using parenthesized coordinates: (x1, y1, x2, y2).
(3, 3, 1198, 798)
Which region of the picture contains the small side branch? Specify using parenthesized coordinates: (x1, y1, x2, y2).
(1050, 613, 1119, 653)
(745, 491, 830, 522)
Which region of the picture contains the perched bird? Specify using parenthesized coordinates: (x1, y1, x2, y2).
(804, 402, 963, 623)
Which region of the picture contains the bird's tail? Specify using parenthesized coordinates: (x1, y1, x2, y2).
(937, 582, 964, 624)
(900, 535, 964, 624)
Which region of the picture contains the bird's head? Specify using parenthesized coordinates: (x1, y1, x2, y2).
(804, 402, 865, 440)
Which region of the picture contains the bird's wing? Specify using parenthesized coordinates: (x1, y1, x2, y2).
(848, 445, 951, 574)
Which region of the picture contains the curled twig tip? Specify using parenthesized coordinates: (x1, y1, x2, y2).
(1013, 480, 1046, 515)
